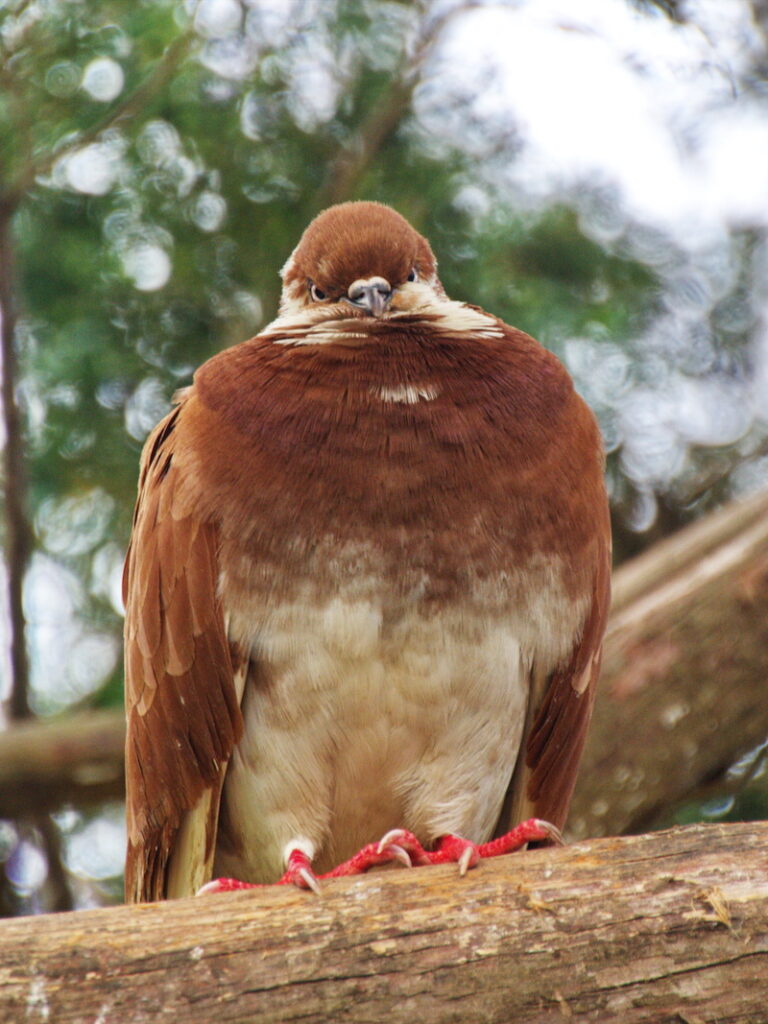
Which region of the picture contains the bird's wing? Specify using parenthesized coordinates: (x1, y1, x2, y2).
(498, 534, 611, 836)
(123, 392, 244, 903)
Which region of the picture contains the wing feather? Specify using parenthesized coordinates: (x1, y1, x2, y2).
(496, 532, 611, 836)
(123, 393, 243, 903)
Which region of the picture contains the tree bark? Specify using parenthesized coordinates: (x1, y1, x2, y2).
(0, 822, 766, 1024)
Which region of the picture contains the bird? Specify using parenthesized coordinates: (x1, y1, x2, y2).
(123, 200, 611, 903)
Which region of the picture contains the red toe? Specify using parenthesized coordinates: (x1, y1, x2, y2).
(321, 838, 413, 879)
(376, 831, 480, 874)
(277, 848, 322, 893)
(197, 876, 259, 895)
(477, 818, 563, 859)
(197, 849, 322, 895)
(429, 835, 480, 874)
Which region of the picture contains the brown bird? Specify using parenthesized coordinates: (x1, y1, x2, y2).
(123, 201, 611, 902)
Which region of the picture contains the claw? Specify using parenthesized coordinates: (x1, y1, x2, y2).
(457, 845, 476, 877)
(297, 866, 321, 895)
(376, 829, 409, 855)
(387, 844, 413, 869)
(376, 828, 432, 865)
(534, 819, 564, 846)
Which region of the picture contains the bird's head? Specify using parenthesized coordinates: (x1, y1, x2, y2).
(278, 201, 446, 320)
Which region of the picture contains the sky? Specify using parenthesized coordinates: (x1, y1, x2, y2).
(438, 0, 768, 241)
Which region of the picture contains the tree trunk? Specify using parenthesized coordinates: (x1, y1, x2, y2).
(0, 201, 32, 721)
(1, 822, 766, 1023)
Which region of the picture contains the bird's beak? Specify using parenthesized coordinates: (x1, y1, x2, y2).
(345, 276, 392, 317)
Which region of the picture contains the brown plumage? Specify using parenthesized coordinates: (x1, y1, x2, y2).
(123, 201, 611, 902)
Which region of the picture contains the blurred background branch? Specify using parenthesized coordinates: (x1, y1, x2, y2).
(0, 711, 125, 820)
(8, 30, 198, 207)
(571, 487, 768, 836)
(317, 1, 476, 207)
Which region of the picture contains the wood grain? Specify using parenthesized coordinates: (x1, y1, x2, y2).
(2, 822, 766, 1023)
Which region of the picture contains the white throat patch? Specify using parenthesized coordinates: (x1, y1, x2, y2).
(261, 296, 504, 347)
(373, 384, 441, 404)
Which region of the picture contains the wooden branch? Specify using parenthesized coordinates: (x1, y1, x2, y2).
(1, 823, 766, 1023)
(0, 711, 125, 817)
(572, 487, 768, 837)
(317, 2, 475, 208)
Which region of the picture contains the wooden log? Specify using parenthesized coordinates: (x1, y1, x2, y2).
(1, 822, 766, 1023)
(572, 487, 768, 837)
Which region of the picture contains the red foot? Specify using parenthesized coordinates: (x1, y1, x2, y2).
(377, 818, 563, 876)
(197, 820, 560, 895)
(321, 838, 412, 879)
(197, 838, 411, 896)
(198, 847, 322, 895)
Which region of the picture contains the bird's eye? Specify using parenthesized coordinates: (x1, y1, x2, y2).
(309, 283, 327, 301)
(407, 267, 418, 283)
